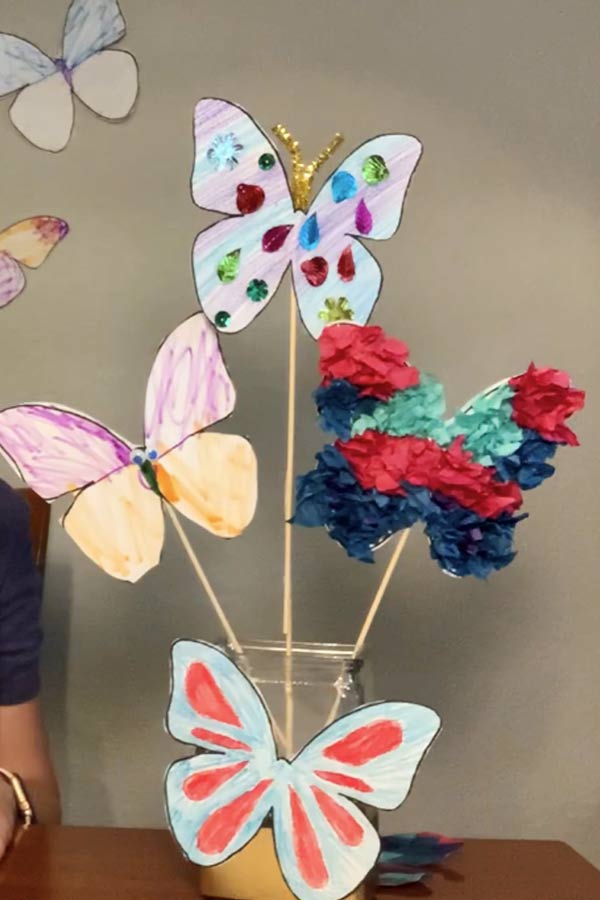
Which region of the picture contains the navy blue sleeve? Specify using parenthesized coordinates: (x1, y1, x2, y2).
(0, 482, 43, 706)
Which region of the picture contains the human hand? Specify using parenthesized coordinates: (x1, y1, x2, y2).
(0, 776, 16, 859)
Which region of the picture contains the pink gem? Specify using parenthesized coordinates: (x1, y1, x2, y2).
(262, 224, 293, 252)
(355, 199, 373, 235)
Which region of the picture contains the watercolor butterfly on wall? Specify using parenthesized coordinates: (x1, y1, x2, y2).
(165, 640, 440, 900)
(0, 216, 68, 308)
(0, 0, 138, 152)
(191, 98, 422, 339)
(0, 314, 257, 582)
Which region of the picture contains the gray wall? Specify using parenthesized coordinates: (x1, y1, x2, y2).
(1, 0, 599, 864)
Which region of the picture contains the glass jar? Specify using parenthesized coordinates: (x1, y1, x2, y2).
(229, 640, 369, 756)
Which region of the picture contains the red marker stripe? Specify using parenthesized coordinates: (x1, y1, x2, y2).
(323, 720, 403, 766)
(185, 662, 242, 727)
(191, 727, 252, 753)
(311, 786, 364, 847)
(196, 779, 272, 855)
(183, 761, 248, 802)
(314, 770, 373, 793)
(289, 788, 329, 889)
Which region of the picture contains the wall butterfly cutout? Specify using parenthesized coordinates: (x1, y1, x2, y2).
(191, 98, 422, 339)
(0, 314, 257, 582)
(0, 216, 68, 308)
(165, 640, 440, 900)
(0, 0, 138, 152)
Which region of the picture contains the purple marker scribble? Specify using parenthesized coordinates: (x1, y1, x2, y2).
(54, 58, 74, 88)
(0, 253, 25, 308)
(144, 314, 235, 453)
(0, 405, 131, 500)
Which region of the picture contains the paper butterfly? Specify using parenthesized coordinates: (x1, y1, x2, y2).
(0, 314, 257, 582)
(191, 98, 422, 339)
(293, 323, 584, 575)
(165, 640, 440, 900)
(0, 0, 138, 152)
(0, 216, 68, 308)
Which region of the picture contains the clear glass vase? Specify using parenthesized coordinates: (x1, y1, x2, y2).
(229, 639, 368, 756)
(197, 640, 375, 900)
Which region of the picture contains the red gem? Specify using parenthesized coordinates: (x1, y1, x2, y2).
(262, 224, 293, 252)
(236, 183, 265, 214)
(300, 256, 329, 287)
(337, 246, 355, 282)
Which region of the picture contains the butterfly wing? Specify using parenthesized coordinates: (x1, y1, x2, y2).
(9, 72, 74, 152)
(70, 49, 137, 119)
(166, 640, 278, 866)
(0, 404, 163, 581)
(0, 217, 69, 268)
(63, 464, 163, 581)
(0, 34, 56, 96)
(145, 314, 257, 536)
(62, 0, 127, 69)
(0, 254, 25, 308)
(291, 135, 422, 337)
(192, 98, 299, 332)
(270, 701, 439, 900)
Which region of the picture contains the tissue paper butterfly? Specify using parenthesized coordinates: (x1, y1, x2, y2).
(192, 98, 422, 339)
(165, 640, 440, 900)
(0, 0, 138, 152)
(0, 216, 68, 308)
(293, 323, 585, 575)
(0, 314, 257, 582)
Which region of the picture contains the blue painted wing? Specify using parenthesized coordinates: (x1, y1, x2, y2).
(165, 640, 279, 867)
(63, 0, 127, 69)
(269, 702, 440, 900)
(0, 35, 56, 96)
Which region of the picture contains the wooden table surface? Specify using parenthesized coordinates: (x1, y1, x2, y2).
(1, 826, 600, 899)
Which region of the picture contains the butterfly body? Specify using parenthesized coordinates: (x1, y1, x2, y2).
(165, 640, 440, 900)
(0, 315, 257, 582)
(0, 0, 138, 152)
(191, 99, 422, 338)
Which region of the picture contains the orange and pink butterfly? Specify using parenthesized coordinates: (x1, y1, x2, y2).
(0, 314, 257, 582)
(0, 216, 68, 309)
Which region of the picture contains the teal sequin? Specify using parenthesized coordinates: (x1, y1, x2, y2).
(215, 311, 231, 328)
(246, 279, 268, 302)
(258, 153, 276, 170)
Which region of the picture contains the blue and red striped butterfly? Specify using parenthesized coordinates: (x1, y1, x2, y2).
(165, 640, 440, 900)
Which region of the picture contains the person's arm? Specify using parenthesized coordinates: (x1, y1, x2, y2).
(0, 485, 60, 857)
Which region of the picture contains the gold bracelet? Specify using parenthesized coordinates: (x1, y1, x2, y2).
(0, 768, 34, 828)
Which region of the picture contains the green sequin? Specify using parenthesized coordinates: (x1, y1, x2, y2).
(318, 297, 354, 324)
(246, 278, 268, 302)
(217, 249, 241, 284)
(258, 153, 276, 170)
(362, 154, 389, 185)
(215, 311, 231, 328)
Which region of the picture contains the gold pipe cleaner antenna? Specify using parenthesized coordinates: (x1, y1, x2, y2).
(272, 124, 344, 212)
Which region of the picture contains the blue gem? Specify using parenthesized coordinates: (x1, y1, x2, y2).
(299, 213, 320, 251)
(148, 449, 158, 461)
(331, 171, 358, 203)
